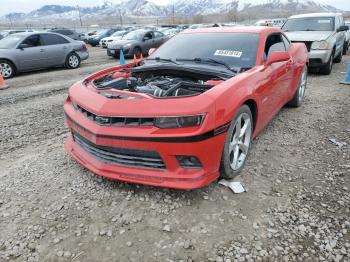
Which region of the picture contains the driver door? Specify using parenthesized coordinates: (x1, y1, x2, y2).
(142, 31, 155, 53)
(16, 34, 45, 71)
(256, 33, 292, 126)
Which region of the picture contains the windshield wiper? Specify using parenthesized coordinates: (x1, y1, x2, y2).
(176, 57, 238, 73)
(147, 57, 180, 65)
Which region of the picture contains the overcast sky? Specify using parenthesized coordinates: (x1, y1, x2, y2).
(0, 0, 349, 16)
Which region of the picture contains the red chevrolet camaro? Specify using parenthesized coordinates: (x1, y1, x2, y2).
(64, 27, 308, 189)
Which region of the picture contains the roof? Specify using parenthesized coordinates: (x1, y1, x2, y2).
(183, 26, 281, 34)
(289, 13, 341, 19)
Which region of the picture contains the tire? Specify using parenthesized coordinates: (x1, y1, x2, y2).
(133, 47, 142, 58)
(0, 59, 16, 79)
(343, 41, 349, 55)
(287, 65, 307, 107)
(334, 49, 342, 63)
(319, 52, 334, 75)
(220, 105, 253, 179)
(65, 53, 81, 69)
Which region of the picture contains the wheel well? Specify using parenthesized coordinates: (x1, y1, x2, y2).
(244, 99, 257, 131)
(0, 58, 17, 72)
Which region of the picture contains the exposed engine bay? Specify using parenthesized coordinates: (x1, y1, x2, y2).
(92, 68, 225, 98)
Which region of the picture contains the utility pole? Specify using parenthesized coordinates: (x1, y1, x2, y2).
(172, 4, 175, 25)
(119, 9, 123, 26)
(77, 5, 83, 27)
(8, 15, 13, 29)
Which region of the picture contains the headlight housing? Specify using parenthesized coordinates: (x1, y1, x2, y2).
(311, 40, 331, 50)
(154, 114, 205, 129)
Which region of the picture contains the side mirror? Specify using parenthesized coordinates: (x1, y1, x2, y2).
(143, 37, 150, 41)
(337, 25, 349, 32)
(18, 43, 30, 49)
(265, 51, 290, 66)
(148, 48, 156, 56)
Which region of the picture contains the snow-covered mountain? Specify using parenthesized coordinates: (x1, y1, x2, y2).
(0, 0, 343, 24)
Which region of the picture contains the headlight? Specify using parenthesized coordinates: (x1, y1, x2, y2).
(311, 40, 331, 50)
(154, 114, 205, 129)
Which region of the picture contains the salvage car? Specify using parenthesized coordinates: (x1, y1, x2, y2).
(107, 29, 168, 58)
(344, 21, 350, 54)
(87, 29, 120, 47)
(282, 13, 348, 75)
(48, 28, 87, 42)
(99, 30, 129, 48)
(64, 27, 308, 189)
(0, 32, 89, 79)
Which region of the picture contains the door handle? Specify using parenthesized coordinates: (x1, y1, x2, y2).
(63, 46, 67, 49)
(40, 49, 44, 52)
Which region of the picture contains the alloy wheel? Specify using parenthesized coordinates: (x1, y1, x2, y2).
(69, 55, 79, 68)
(229, 113, 252, 171)
(0, 63, 12, 78)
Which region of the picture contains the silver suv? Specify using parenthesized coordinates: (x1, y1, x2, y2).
(282, 13, 348, 75)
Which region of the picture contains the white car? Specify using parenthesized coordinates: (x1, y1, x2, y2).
(345, 21, 350, 54)
(99, 30, 129, 48)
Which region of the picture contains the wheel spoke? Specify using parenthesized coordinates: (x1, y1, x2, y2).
(231, 146, 239, 169)
(234, 116, 242, 138)
(239, 143, 249, 155)
(239, 118, 251, 138)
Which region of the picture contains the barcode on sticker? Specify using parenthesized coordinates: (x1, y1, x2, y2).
(214, 50, 242, 58)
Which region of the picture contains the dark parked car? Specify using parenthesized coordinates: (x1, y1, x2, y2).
(0, 32, 89, 79)
(48, 28, 87, 42)
(107, 29, 168, 58)
(87, 29, 120, 46)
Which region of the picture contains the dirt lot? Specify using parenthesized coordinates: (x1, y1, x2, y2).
(0, 47, 349, 262)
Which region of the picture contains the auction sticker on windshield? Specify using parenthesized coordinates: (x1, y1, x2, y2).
(318, 20, 331, 23)
(214, 50, 242, 58)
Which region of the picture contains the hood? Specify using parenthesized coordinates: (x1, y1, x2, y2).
(285, 31, 334, 42)
(104, 36, 123, 41)
(109, 39, 137, 48)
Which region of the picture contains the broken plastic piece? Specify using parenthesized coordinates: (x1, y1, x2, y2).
(329, 138, 346, 148)
(218, 179, 245, 194)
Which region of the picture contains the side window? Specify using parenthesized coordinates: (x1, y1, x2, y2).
(282, 35, 290, 50)
(144, 32, 153, 40)
(334, 17, 339, 30)
(41, 34, 69, 46)
(65, 30, 74, 35)
(21, 35, 41, 48)
(264, 33, 286, 60)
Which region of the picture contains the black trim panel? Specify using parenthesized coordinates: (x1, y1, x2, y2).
(65, 113, 229, 143)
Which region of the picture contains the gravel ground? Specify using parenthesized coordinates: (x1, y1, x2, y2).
(0, 47, 349, 262)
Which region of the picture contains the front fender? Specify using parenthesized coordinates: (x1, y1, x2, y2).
(204, 68, 260, 128)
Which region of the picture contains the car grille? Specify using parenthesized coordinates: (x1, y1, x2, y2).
(75, 104, 155, 126)
(73, 132, 166, 169)
(292, 41, 313, 52)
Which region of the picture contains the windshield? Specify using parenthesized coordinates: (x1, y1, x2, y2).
(282, 17, 335, 31)
(149, 32, 259, 69)
(0, 35, 23, 49)
(95, 29, 108, 36)
(111, 31, 126, 37)
(124, 31, 145, 41)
